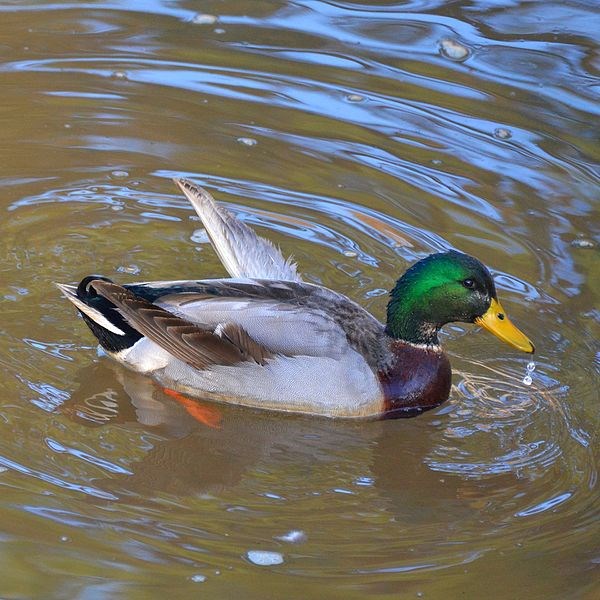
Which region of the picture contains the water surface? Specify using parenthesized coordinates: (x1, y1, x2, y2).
(0, 1, 598, 598)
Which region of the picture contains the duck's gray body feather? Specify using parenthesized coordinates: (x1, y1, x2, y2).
(102, 278, 386, 416)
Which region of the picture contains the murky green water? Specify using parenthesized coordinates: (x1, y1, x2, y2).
(0, 1, 598, 598)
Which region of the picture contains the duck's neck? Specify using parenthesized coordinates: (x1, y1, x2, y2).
(385, 282, 441, 346)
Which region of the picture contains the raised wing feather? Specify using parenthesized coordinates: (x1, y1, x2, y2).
(174, 178, 302, 282)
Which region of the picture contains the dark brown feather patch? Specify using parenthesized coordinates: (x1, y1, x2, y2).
(90, 280, 273, 370)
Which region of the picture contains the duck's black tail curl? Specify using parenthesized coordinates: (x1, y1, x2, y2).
(59, 276, 143, 353)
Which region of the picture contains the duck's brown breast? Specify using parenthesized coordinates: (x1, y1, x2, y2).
(377, 341, 451, 419)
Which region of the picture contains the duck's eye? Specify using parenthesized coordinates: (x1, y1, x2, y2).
(462, 278, 475, 289)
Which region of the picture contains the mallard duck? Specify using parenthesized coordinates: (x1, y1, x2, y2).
(57, 179, 534, 419)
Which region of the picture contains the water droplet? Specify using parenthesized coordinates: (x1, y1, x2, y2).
(527, 361, 536, 372)
(354, 476, 374, 486)
(275, 530, 307, 543)
(246, 550, 284, 566)
(439, 38, 470, 61)
(262, 492, 284, 500)
(522, 375, 532, 386)
(111, 170, 129, 179)
(214, 28, 226, 35)
(571, 238, 595, 249)
(191, 228, 210, 244)
(116, 264, 141, 275)
(431, 159, 443, 165)
(190, 574, 206, 583)
(237, 137, 257, 146)
(346, 93, 365, 102)
(60, 535, 70, 542)
(192, 14, 217, 25)
(343, 250, 358, 258)
(494, 128, 512, 140)
(111, 71, 127, 80)
(365, 288, 387, 298)
(64, 123, 72, 129)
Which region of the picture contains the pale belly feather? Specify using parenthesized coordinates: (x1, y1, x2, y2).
(112, 338, 384, 418)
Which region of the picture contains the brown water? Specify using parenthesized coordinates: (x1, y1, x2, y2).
(0, 1, 598, 598)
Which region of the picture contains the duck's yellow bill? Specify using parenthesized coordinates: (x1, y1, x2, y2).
(475, 298, 535, 353)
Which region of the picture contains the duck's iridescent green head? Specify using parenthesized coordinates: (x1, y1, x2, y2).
(386, 251, 534, 352)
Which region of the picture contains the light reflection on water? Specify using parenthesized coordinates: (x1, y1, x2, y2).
(0, 0, 598, 597)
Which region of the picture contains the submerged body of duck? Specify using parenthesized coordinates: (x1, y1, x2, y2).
(58, 179, 534, 419)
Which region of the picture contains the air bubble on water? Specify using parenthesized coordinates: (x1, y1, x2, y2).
(111, 170, 129, 179)
(439, 38, 470, 61)
(522, 375, 532, 386)
(571, 238, 595, 249)
(494, 127, 512, 140)
(191, 228, 210, 244)
(111, 71, 128, 80)
(190, 574, 206, 583)
(526, 361, 536, 372)
(346, 93, 365, 102)
(275, 530, 307, 543)
(246, 550, 284, 566)
(237, 137, 257, 146)
(117, 264, 141, 275)
(192, 14, 217, 25)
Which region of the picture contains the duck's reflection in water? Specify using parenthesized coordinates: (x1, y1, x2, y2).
(61, 361, 478, 523)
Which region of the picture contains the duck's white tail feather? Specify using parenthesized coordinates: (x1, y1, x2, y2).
(174, 178, 302, 282)
(54, 282, 126, 336)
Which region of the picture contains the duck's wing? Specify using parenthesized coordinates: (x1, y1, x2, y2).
(126, 278, 386, 366)
(89, 280, 274, 370)
(174, 178, 302, 282)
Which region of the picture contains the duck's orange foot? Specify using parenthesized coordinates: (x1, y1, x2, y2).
(162, 388, 223, 429)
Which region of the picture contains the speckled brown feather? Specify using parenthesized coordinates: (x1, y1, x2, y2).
(90, 280, 274, 370)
